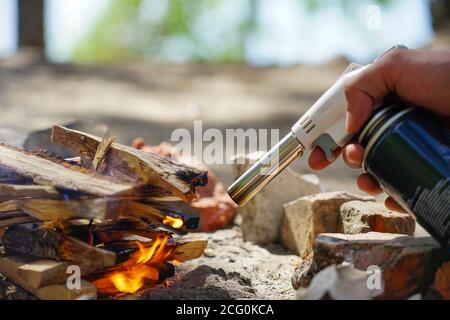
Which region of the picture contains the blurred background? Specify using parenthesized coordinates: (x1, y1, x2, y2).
(0, 0, 449, 191)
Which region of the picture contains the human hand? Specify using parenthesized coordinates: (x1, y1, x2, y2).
(308, 48, 450, 211)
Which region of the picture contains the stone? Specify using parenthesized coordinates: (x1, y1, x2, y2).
(291, 232, 444, 299)
(296, 263, 382, 300)
(231, 152, 322, 244)
(280, 192, 374, 257)
(340, 201, 415, 235)
(291, 254, 318, 289)
(432, 261, 450, 300)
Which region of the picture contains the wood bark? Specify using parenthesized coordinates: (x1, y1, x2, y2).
(3, 223, 116, 271)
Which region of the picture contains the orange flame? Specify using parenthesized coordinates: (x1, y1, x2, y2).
(109, 265, 159, 294)
(94, 235, 176, 295)
(162, 216, 184, 229)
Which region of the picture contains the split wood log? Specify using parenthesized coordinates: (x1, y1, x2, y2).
(0, 144, 138, 197)
(0, 197, 198, 229)
(0, 211, 37, 236)
(0, 215, 37, 228)
(0, 254, 97, 300)
(169, 238, 208, 262)
(52, 125, 208, 202)
(104, 237, 207, 263)
(3, 223, 116, 271)
(126, 201, 199, 230)
(0, 198, 126, 221)
(0, 254, 71, 289)
(0, 166, 32, 184)
(0, 183, 61, 201)
(92, 136, 116, 173)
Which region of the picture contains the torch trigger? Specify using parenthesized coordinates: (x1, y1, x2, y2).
(313, 134, 338, 162)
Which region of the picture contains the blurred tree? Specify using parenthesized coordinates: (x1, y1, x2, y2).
(72, 0, 255, 64)
(431, 0, 450, 29)
(18, 0, 45, 49)
(71, 0, 434, 65)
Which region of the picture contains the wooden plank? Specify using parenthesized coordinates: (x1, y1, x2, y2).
(1, 254, 71, 289)
(169, 239, 208, 262)
(92, 136, 116, 173)
(0, 215, 37, 228)
(52, 125, 208, 202)
(104, 237, 208, 263)
(0, 183, 61, 201)
(0, 255, 97, 300)
(125, 201, 199, 230)
(0, 211, 37, 236)
(0, 210, 31, 220)
(3, 223, 116, 271)
(0, 198, 126, 221)
(0, 144, 137, 197)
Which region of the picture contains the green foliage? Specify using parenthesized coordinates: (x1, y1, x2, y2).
(72, 0, 250, 64)
(71, 0, 394, 64)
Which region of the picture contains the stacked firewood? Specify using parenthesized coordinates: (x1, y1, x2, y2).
(0, 125, 208, 299)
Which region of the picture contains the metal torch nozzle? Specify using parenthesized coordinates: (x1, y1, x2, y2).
(227, 132, 305, 207)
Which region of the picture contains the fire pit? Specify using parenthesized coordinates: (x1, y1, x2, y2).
(0, 125, 208, 299)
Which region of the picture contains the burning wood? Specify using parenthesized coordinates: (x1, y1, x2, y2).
(0, 126, 209, 299)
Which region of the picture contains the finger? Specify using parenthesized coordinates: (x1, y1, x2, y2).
(308, 146, 342, 171)
(356, 173, 382, 195)
(344, 89, 374, 133)
(385, 197, 407, 213)
(343, 144, 364, 168)
(344, 48, 407, 133)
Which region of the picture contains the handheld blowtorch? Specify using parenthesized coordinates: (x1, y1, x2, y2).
(227, 62, 369, 207)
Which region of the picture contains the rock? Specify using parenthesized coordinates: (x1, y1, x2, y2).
(191, 183, 237, 232)
(291, 254, 317, 289)
(292, 232, 444, 299)
(280, 192, 374, 257)
(340, 201, 415, 235)
(432, 261, 450, 299)
(231, 152, 322, 244)
(296, 263, 382, 300)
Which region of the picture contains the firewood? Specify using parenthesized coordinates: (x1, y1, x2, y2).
(52, 125, 208, 202)
(0, 197, 198, 231)
(0, 211, 38, 236)
(60, 218, 160, 245)
(3, 223, 116, 271)
(0, 254, 71, 289)
(104, 237, 207, 263)
(125, 201, 199, 230)
(0, 215, 37, 228)
(0, 144, 138, 197)
(0, 166, 32, 184)
(0, 210, 32, 220)
(169, 238, 208, 262)
(91, 135, 116, 173)
(0, 198, 126, 222)
(0, 254, 97, 300)
(0, 183, 61, 201)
